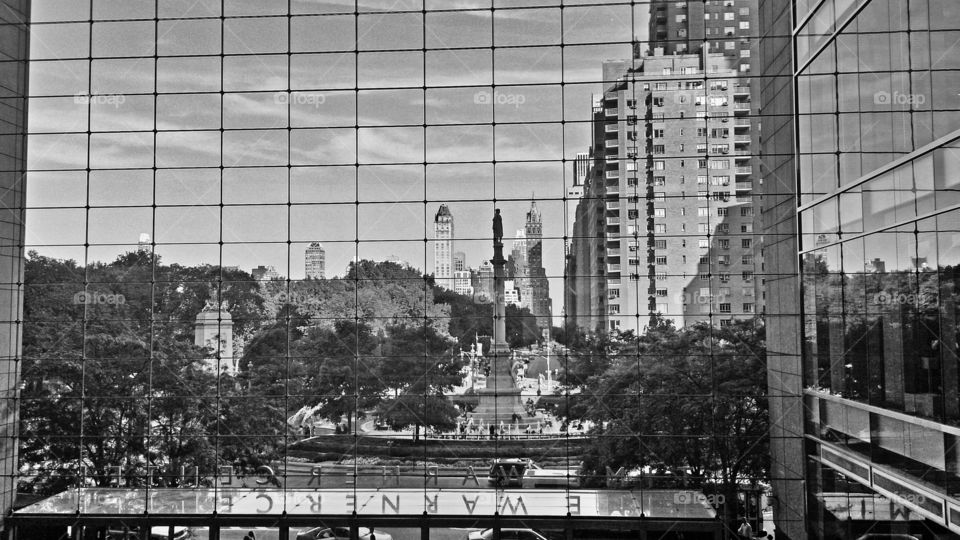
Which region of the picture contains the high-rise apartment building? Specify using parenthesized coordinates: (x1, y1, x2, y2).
(568, 50, 758, 335)
(760, 0, 960, 538)
(305, 242, 326, 280)
(434, 204, 454, 290)
(647, 0, 757, 72)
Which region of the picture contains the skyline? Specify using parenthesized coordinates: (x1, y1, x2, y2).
(23, 2, 766, 330)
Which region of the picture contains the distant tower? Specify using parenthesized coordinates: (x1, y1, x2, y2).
(573, 152, 590, 186)
(434, 205, 454, 289)
(195, 300, 235, 374)
(453, 251, 466, 272)
(137, 232, 151, 252)
(305, 242, 326, 279)
(525, 199, 552, 330)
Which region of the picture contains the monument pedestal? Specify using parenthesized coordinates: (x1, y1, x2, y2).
(472, 350, 525, 425)
(469, 232, 527, 426)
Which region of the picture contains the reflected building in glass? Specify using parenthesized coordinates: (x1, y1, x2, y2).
(761, 0, 960, 538)
(648, 0, 757, 74)
(567, 50, 759, 334)
(434, 204, 454, 290)
(4, 0, 772, 537)
(305, 242, 325, 280)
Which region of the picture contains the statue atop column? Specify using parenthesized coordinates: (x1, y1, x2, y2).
(470, 207, 525, 426)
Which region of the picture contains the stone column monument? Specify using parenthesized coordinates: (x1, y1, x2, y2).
(472, 209, 526, 426)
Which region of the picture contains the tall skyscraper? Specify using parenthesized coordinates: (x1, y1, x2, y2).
(566, 153, 590, 257)
(760, 0, 960, 538)
(305, 242, 326, 279)
(509, 229, 527, 283)
(567, 50, 758, 335)
(523, 200, 553, 330)
(434, 205, 454, 289)
(453, 251, 466, 272)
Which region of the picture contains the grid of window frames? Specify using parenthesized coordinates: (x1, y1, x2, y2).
(18, 0, 768, 536)
(795, 0, 960, 536)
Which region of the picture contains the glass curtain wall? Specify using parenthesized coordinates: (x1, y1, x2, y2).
(15, 1, 769, 537)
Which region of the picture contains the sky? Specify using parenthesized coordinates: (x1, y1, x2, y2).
(23, 0, 666, 321)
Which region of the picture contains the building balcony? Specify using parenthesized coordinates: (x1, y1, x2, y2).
(734, 118, 751, 127)
(733, 102, 751, 112)
(607, 264, 621, 273)
(735, 149, 751, 156)
(605, 108, 619, 117)
(735, 167, 752, 175)
(735, 134, 751, 143)
(736, 181, 752, 191)
(606, 217, 620, 226)
(605, 201, 620, 210)
(606, 247, 621, 257)
(606, 185, 620, 195)
(605, 124, 619, 133)
(605, 140, 619, 149)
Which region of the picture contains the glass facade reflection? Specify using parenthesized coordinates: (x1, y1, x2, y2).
(762, 0, 960, 538)
(3, 1, 774, 539)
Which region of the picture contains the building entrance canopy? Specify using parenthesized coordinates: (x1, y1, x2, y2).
(16, 488, 717, 520)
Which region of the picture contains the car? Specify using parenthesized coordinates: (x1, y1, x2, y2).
(467, 528, 549, 540)
(521, 465, 581, 489)
(486, 458, 580, 489)
(296, 526, 393, 540)
(77, 526, 192, 540)
(487, 458, 535, 487)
